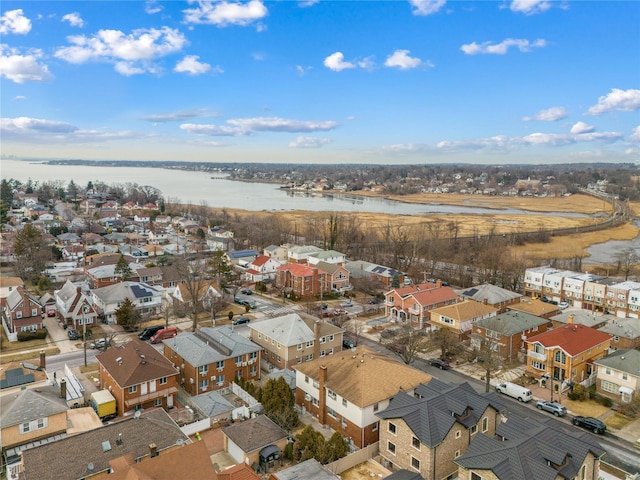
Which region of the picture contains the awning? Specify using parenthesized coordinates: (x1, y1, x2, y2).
(619, 386, 634, 395)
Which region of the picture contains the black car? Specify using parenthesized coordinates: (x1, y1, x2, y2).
(241, 289, 252, 295)
(138, 325, 163, 341)
(429, 358, 451, 369)
(67, 329, 80, 340)
(572, 416, 607, 434)
(232, 317, 251, 325)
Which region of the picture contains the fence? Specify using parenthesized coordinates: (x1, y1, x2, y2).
(324, 442, 380, 475)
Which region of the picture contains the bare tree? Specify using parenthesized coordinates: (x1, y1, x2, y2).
(476, 339, 504, 393)
(615, 248, 639, 281)
(380, 326, 429, 365)
(429, 327, 462, 361)
(175, 256, 208, 332)
(159, 296, 174, 329)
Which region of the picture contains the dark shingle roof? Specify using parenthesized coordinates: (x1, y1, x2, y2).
(0, 386, 67, 428)
(222, 415, 287, 453)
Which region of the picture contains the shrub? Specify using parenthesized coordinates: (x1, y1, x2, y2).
(569, 383, 587, 401)
(599, 396, 613, 408)
(17, 328, 48, 342)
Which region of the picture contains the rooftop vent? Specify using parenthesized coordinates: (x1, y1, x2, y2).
(102, 441, 112, 452)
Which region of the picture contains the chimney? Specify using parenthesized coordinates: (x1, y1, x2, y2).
(567, 314, 574, 324)
(39, 350, 46, 370)
(149, 443, 158, 458)
(314, 321, 321, 360)
(436, 279, 442, 288)
(483, 298, 488, 305)
(60, 378, 67, 399)
(318, 366, 327, 426)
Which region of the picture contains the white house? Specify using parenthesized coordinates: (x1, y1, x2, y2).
(91, 281, 163, 323)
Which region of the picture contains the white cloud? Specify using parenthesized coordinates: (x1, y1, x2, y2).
(144, 109, 220, 122)
(174, 55, 213, 75)
(14, 95, 26, 100)
(409, 0, 446, 16)
(437, 135, 512, 152)
(289, 136, 331, 148)
(180, 123, 247, 136)
(461, 38, 546, 55)
(630, 126, 640, 142)
(586, 88, 640, 115)
(54, 27, 187, 75)
(323, 52, 355, 72)
(384, 49, 422, 70)
(62, 12, 84, 28)
(227, 116, 339, 132)
(510, 0, 552, 15)
(145, 0, 163, 14)
(570, 121, 595, 134)
(296, 65, 312, 76)
(183, 0, 268, 27)
(1, 117, 77, 134)
(0, 45, 52, 83)
(299, 0, 320, 7)
(0, 9, 32, 35)
(522, 106, 567, 122)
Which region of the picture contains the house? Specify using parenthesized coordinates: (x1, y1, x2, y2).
(190, 390, 235, 422)
(96, 339, 180, 416)
(287, 244, 324, 264)
(54, 280, 98, 329)
(0, 276, 23, 301)
(17, 408, 189, 480)
(458, 283, 523, 313)
(294, 346, 432, 449)
(162, 326, 262, 395)
(525, 322, 612, 385)
(377, 379, 504, 480)
(315, 261, 351, 293)
(550, 311, 609, 330)
(307, 249, 347, 266)
(429, 300, 498, 339)
(264, 244, 289, 262)
(222, 414, 289, 467)
(85, 263, 121, 288)
(0, 385, 68, 463)
(385, 281, 460, 330)
(92, 281, 163, 323)
(507, 297, 560, 319)
(268, 458, 340, 480)
(249, 313, 343, 370)
(2, 286, 43, 335)
(594, 349, 640, 404)
(275, 263, 329, 298)
(345, 260, 406, 289)
(455, 415, 604, 480)
(226, 249, 259, 267)
(470, 311, 552, 362)
(172, 281, 222, 315)
(244, 254, 282, 283)
(598, 317, 640, 350)
(218, 462, 262, 480)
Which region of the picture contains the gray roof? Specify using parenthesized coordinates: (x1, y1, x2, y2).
(0, 386, 67, 428)
(163, 326, 261, 367)
(20, 408, 189, 480)
(249, 313, 342, 347)
(475, 311, 549, 336)
(190, 391, 234, 418)
(385, 470, 425, 480)
(92, 281, 161, 303)
(377, 379, 504, 448)
(345, 260, 404, 279)
(267, 368, 297, 390)
(459, 283, 523, 304)
(222, 415, 287, 453)
(551, 310, 613, 328)
(598, 317, 640, 340)
(455, 415, 605, 480)
(308, 250, 345, 260)
(273, 458, 340, 480)
(594, 349, 640, 376)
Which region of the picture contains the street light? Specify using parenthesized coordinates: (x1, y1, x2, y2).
(82, 305, 90, 367)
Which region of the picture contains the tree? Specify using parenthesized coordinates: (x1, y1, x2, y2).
(115, 298, 142, 332)
(114, 254, 132, 280)
(293, 425, 326, 463)
(615, 248, 639, 281)
(175, 256, 208, 332)
(429, 327, 462, 361)
(262, 377, 298, 432)
(325, 432, 349, 463)
(160, 296, 173, 329)
(13, 223, 50, 281)
(475, 338, 504, 393)
(380, 325, 428, 365)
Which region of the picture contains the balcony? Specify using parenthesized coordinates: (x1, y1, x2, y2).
(124, 386, 178, 408)
(528, 350, 546, 361)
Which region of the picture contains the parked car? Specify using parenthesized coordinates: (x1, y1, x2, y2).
(367, 298, 379, 305)
(572, 416, 606, 434)
(67, 329, 80, 340)
(541, 296, 550, 303)
(138, 325, 164, 341)
(343, 338, 356, 349)
(536, 400, 567, 417)
(150, 326, 178, 344)
(495, 382, 533, 402)
(558, 301, 570, 310)
(90, 338, 109, 350)
(46, 308, 57, 317)
(321, 303, 328, 310)
(340, 300, 353, 308)
(232, 317, 251, 325)
(241, 289, 252, 295)
(429, 358, 451, 370)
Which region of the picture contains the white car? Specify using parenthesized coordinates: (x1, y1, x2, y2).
(558, 301, 570, 309)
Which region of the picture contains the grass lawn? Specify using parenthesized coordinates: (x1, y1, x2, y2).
(604, 413, 634, 430)
(562, 398, 610, 418)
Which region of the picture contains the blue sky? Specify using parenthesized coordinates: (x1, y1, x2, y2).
(1, 0, 639, 165)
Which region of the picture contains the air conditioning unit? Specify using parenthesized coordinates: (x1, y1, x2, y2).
(242, 362, 247, 367)
(211, 376, 215, 382)
(217, 382, 224, 387)
(304, 394, 312, 401)
(217, 368, 224, 372)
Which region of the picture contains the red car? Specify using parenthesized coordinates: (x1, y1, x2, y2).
(47, 309, 57, 317)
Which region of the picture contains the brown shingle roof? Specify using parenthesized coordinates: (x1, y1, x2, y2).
(294, 346, 431, 407)
(222, 415, 288, 454)
(96, 339, 178, 388)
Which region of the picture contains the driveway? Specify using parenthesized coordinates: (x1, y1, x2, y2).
(43, 316, 77, 354)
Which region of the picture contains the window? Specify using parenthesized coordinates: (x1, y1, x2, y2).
(306, 340, 314, 348)
(342, 398, 348, 407)
(455, 430, 461, 439)
(199, 365, 208, 375)
(388, 422, 397, 435)
(328, 390, 337, 401)
(306, 354, 314, 361)
(305, 375, 309, 384)
(412, 436, 420, 450)
(534, 344, 545, 354)
(387, 441, 396, 455)
(250, 365, 257, 376)
(470, 425, 477, 434)
(128, 385, 137, 394)
(554, 350, 566, 364)
(373, 402, 379, 412)
(313, 380, 319, 388)
(328, 334, 334, 342)
(32, 308, 38, 316)
(328, 407, 337, 419)
(372, 422, 378, 432)
(235, 356, 243, 365)
(20, 422, 30, 433)
(622, 372, 628, 381)
(320, 350, 326, 357)
(297, 343, 303, 350)
(320, 336, 326, 344)
(482, 417, 488, 432)
(455, 450, 461, 458)
(471, 474, 482, 480)
(159, 377, 168, 385)
(531, 360, 546, 370)
(154, 398, 163, 407)
(200, 379, 208, 390)
(277, 342, 281, 349)
(411, 457, 420, 470)
(37, 418, 46, 429)
(216, 375, 224, 385)
(601, 380, 618, 393)
(216, 360, 224, 370)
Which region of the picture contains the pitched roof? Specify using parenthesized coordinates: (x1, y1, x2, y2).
(475, 311, 549, 336)
(0, 276, 24, 288)
(277, 263, 315, 276)
(526, 324, 612, 356)
(459, 283, 523, 304)
(92, 281, 161, 304)
(430, 299, 497, 320)
(21, 409, 189, 480)
(222, 415, 288, 453)
(96, 339, 178, 388)
(508, 299, 559, 316)
(249, 313, 342, 347)
(455, 415, 605, 480)
(598, 317, 640, 340)
(377, 379, 504, 447)
(594, 349, 640, 376)
(272, 458, 340, 480)
(190, 390, 235, 418)
(216, 462, 262, 480)
(6, 286, 42, 311)
(0, 386, 67, 428)
(294, 346, 431, 407)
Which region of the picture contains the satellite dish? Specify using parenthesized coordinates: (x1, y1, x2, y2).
(134, 410, 141, 419)
(176, 439, 184, 446)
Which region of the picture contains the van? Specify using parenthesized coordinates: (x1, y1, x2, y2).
(495, 382, 533, 402)
(150, 326, 178, 344)
(138, 325, 164, 341)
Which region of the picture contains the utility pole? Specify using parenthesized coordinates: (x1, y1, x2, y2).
(549, 350, 555, 403)
(82, 305, 90, 367)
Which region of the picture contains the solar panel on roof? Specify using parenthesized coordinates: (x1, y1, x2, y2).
(464, 288, 479, 296)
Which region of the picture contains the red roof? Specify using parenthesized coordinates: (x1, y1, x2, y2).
(527, 324, 612, 355)
(411, 286, 459, 305)
(251, 254, 270, 267)
(392, 282, 436, 297)
(278, 263, 315, 276)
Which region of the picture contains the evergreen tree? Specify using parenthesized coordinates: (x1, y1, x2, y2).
(262, 377, 298, 431)
(114, 254, 132, 280)
(115, 298, 142, 332)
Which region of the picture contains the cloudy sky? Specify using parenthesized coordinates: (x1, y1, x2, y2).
(1, 0, 638, 165)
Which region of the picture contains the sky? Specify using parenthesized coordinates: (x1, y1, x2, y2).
(0, 0, 639, 166)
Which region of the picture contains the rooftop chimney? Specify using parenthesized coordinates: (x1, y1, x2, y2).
(436, 279, 442, 288)
(39, 350, 46, 370)
(60, 378, 67, 399)
(149, 443, 158, 458)
(567, 314, 574, 324)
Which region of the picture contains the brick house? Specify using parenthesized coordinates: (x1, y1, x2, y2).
(470, 311, 552, 362)
(96, 339, 179, 416)
(525, 323, 612, 385)
(377, 379, 504, 480)
(594, 349, 640, 404)
(162, 326, 262, 395)
(597, 317, 640, 350)
(315, 261, 351, 294)
(2, 286, 43, 335)
(293, 346, 431, 449)
(385, 281, 460, 330)
(249, 313, 343, 370)
(455, 415, 604, 480)
(275, 263, 329, 298)
(429, 300, 498, 339)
